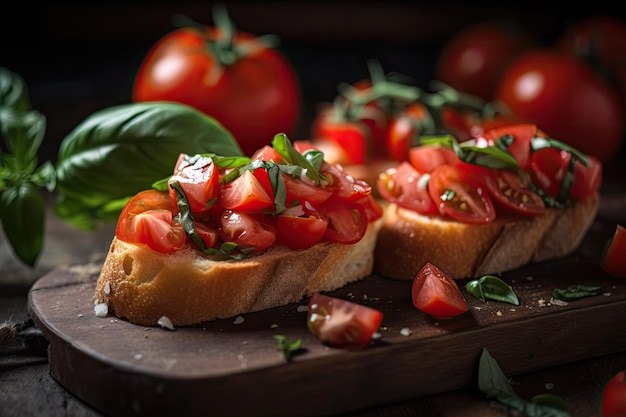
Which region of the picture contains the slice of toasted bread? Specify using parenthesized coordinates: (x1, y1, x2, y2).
(94, 220, 380, 326)
(373, 193, 600, 280)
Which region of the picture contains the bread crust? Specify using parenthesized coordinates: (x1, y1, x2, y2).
(373, 193, 600, 280)
(94, 221, 380, 326)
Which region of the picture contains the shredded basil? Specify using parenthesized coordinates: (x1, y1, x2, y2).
(274, 334, 303, 361)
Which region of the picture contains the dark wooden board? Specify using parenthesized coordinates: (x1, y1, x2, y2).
(27, 210, 626, 417)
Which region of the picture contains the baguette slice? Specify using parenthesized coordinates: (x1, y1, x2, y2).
(94, 220, 380, 326)
(374, 193, 600, 280)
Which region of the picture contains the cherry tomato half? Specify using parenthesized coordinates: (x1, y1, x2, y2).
(377, 162, 437, 215)
(220, 169, 274, 212)
(116, 190, 186, 253)
(277, 213, 328, 250)
(307, 292, 383, 350)
(428, 164, 496, 224)
(412, 262, 469, 319)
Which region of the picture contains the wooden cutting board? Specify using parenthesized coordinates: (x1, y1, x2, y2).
(27, 205, 626, 417)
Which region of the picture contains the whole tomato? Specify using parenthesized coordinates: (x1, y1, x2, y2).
(132, 8, 301, 156)
(495, 48, 624, 162)
(435, 21, 533, 101)
(601, 370, 626, 417)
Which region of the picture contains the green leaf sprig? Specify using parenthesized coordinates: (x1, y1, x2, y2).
(465, 275, 520, 305)
(478, 348, 570, 417)
(0, 67, 56, 266)
(274, 334, 303, 361)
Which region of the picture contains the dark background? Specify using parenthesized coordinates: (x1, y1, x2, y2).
(2, 1, 625, 163)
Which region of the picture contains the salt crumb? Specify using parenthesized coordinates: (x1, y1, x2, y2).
(134, 354, 143, 360)
(496, 311, 503, 316)
(603, 292, 612, 296)
(545, 382, 555, 390)
(157, 316, 175, 331)
(78, 314, 84, 318)
(296, 305, 308, 313)
(104, 281, 111, 295)
(550, 298, 569, 307)
(538, 299, 546, 307)
(94, 303, 108, 318)
(372, 332, 382, 340)
(270, 323, 279, 329)
(400, 327, 412, 336)
(233, 316, 245, 325)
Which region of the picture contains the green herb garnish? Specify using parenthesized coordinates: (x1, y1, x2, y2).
(465, 275, 520, 305)
(552, 285, 603, 301)
(274, 334, 303, 361)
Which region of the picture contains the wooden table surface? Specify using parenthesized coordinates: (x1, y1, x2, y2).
(1, 159, 625, 417)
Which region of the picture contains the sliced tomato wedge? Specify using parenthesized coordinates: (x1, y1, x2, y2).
(193, 221, 219, 249)
(307, 292, 383, 350)
(220, 169, 274, 212)
(601, 224, 626, 278)
(116, 190, 186, 253)
(482, 169, 545, 216)
(168, 154, 219, 213)
(377, 162, 437, 214)
(318, 199, 368, 244)
(355, 194, 384, 222)
(277, 212, 328, 250)
(412, 262, 469, 319)
(251, 145, 284, 163)
(282, 173, 333, 206)
(428, 164, 496, 224)
(571, 155, 603, 199)
(219, 210, 276, 252)
(409, 145, 459, 174)
(322, 162, 372, 202)
(483, 124, 541, 170)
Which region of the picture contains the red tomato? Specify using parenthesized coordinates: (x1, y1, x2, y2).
(557, 16, 626, 85)
(409, 145, 459, 173)
(318, 199, 368, 244)
(132, 15, 300, 156)
(307, 292, 383, 350)
(168, 154, 219, 213)
(376, 162, 437, 214)
(482, 124, 543, 170)
(116, 190, 186, 253)
(220, 169, 274, 212)
(385, 103, 427, 162)
(193, 221, 219, 249)
(428, 164, 496, 224)
(529, 148, 602, 200)
(282, 173, 333, 206)
(321, 163, 373, 202)
(412, 262, 469, 319)
(601, 370, 626, 417)
(251, 145, 284, 163)
(219, 210, 276, 251)
(435, 21, 533, 101)
(482, 169, 545, 216)
(277, 213, 328, 250)
(311, 112, 371, 165)
(601, 225, 626, 278)
(495, 48, 624, 162)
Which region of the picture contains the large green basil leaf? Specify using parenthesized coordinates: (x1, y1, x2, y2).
(0, 182, 45, 266)
(0, 67, 31, 113)
(54, 102, 242, 227)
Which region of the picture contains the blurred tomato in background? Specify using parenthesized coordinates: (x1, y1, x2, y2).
(434, 21, 534, 102)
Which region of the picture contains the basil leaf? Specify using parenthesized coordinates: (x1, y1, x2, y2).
(274, 334, 303, 361)
(54, 102, 242, 224)
(457, 143, 520, 170)
(465, 275, 520, 305)
(0, 182, 45, 266)
(478, 348, 570, 417)
(0, 67, 31, 113)
(0, 109, 46, 166)
(271, 133, 322, 184)
(552, 285, 603, 301)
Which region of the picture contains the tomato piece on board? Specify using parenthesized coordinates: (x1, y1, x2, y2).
(116, 190, 186, 253)
(220, 169, 274, 212)
(219, 210, 276, 252)
(277, 213, 328, 250)
(601, 225, 626, 278)
(376, 162, 438, 215)
(482, 169, 545, 216)
(428, 164, 496, 224)
(600, 370, 626, 417)
(318, 199, 368, 244)
(412, 262, 469, 319)
(409, 145, 460, 174)
(307, 292, 383, 350)
(168, 154, 219, 213)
